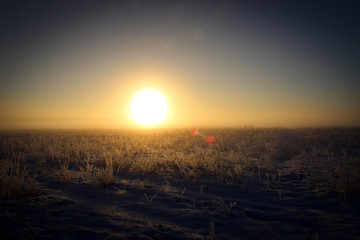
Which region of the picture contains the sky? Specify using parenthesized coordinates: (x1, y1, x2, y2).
(1, 0, 359, 129)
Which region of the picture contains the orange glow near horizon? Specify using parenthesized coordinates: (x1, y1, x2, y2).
(2, 1, 360, 129)
(1, 66, 360, 129)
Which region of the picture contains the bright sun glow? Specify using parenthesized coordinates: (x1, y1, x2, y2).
(131, 89, 168, 126)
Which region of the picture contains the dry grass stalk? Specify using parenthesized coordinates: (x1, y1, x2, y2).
(144, 193, 157, 204)
(215, 196, 237, 217)
(208, 221, 215, 240)
(0, 158, 38, 199)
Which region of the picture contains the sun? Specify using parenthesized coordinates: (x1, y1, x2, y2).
(131, 89, 168, 126)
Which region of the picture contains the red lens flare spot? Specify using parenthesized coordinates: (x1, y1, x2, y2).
(192, 127, 199, 137)
(206, 136, 216, 144)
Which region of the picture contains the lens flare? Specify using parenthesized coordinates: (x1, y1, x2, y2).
(206, 136, 216, 144)
(192, 127, 200, 137)
(192, 127, 216, 144)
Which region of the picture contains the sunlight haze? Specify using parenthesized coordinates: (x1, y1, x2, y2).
(1, 1, 359, 129)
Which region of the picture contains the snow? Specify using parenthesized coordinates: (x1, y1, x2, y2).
(1, 128, 359, 239)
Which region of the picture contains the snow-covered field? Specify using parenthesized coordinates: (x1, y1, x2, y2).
(1, 128, 359, 239)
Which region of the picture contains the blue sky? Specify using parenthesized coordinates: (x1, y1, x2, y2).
(1, 0, 359, 128)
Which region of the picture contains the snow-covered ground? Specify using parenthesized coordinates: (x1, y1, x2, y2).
(1, 128, 359, 239)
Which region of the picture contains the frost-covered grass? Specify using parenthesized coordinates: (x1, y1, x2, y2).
(0, 127, 359, 239)
(1, 128, 359, 195)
